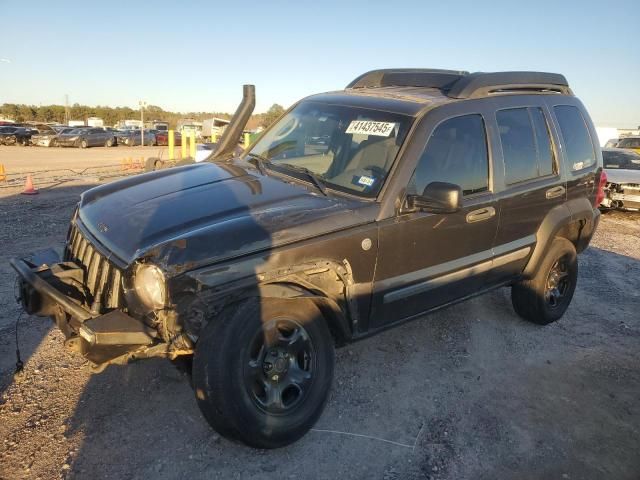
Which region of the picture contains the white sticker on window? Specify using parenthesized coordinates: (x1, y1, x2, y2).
(346, 121, 396, 137)
(358, 175, 375, 186)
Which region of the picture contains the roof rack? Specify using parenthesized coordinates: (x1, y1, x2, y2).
(346, 69, 571, 98)
(447, 71, 570, 98)
(346, 68, 468, 90)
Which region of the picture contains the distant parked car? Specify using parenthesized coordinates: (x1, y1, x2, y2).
(31, 127, 75, 147)
(615, 136, 640, 154)
(118, 129, 156, 146)
(604, 138, 620, 148)
(601, 148, 640, 211)
(0, 126, 33, 145)
(155, 130, 182, 146)
(57, 128, 116, 148)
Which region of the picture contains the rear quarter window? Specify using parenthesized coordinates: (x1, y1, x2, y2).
(553, 105, 596, 171)
(496, 107, 556, 184)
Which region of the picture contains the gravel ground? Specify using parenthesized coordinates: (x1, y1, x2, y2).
(0, 181, 639, 480)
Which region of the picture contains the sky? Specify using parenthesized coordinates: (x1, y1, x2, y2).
(1, 0, 639, 127)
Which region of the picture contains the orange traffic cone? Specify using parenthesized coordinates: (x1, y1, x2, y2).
(21, 175, 38, 195)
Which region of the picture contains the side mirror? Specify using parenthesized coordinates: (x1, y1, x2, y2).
(405, 181, 462, 214)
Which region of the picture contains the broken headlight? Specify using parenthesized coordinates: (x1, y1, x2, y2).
(133, 263, 167, 310)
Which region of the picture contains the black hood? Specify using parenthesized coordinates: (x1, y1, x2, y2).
(78, 161, 376, 273)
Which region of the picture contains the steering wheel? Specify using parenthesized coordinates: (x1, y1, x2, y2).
(271, 117, 299, 141)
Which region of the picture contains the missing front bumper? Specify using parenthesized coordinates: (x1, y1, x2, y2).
(10, 250, 165, 368)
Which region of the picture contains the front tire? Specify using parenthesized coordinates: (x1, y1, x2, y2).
(105, 138, 114, 147)
(193, 298, 335, 448)
(511, 237, 578, 325)
(80, 139, 88, 148)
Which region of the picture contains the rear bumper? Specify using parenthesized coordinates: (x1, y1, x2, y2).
(10, 250, 159, 367)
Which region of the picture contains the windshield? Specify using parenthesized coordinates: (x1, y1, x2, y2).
(0, 127, 17, 133)
(603, 150, 640, 170)
(248, 101, 413, 197)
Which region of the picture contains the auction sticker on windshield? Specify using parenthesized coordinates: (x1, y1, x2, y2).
(346, 121, 396, 137)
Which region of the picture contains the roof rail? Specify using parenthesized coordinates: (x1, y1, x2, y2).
(346, 68, 468, 90)
(447, 71, 571, 99)
(346, 69, 571, 98)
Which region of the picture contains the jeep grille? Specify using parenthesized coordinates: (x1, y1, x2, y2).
(64, 222, 124, 311)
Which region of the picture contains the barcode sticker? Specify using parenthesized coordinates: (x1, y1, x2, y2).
(346, 121, 396, 137)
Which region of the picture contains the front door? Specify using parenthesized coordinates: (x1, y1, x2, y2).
(370, 113, 499, 328)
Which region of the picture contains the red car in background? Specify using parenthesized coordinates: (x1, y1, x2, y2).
(155, 131, 182, 146)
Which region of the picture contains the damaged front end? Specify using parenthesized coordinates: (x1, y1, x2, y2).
(602, 181, 640, 211)
(11, 220, 193, 371)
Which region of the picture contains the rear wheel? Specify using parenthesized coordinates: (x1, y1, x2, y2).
(51, 138, 58, 147)
(144, 157, 165, 172)
(193, 298, 335, 448)
(511, 237, 578, 325)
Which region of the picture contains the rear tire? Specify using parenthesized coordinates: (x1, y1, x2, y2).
(511, 237, 578, 325)
(144, 157, 165, 172)
(193, 298, 335, 448)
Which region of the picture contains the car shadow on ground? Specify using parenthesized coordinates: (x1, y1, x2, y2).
(62, 246, 640, 480)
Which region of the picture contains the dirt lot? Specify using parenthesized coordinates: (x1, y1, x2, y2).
(0, 144, 172, 174)
(0, 154, 639, 479)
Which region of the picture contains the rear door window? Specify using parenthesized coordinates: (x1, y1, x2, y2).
(496, 107, 556, 184)
(553, 105, 596, 171)
(409, 114, 489, 196)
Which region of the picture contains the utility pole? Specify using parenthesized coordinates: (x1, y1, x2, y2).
(64, 94, 70, 125)
(139, 100, 147, 146)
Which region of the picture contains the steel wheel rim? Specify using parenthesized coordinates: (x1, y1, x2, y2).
(545, 255, 571, 308)
(244, 318, 315, 415)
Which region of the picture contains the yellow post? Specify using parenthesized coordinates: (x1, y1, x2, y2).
(212, 133, 217, 143)
(181, 130, 187, 159)
(0, 163, 6, 182)
(168, 130, 175, 160)
(244, 132, 251, 149)
(189, 131, 196, 159)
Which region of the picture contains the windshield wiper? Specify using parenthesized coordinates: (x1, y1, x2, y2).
(246, 153, 269, 175)
(278, 163, 328, 196)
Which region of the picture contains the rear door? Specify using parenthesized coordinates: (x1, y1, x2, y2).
(489, 98, 566, 281)
(550, 103, 599, 206)
(370, 111, 499, 328)
(89, 129, 101, 146)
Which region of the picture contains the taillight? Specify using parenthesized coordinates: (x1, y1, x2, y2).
(594, 169, 607, 207)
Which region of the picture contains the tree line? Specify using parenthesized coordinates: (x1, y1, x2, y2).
(0, 103, 286, 129)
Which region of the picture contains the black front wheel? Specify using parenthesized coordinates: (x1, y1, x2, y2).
(193, 298, 334, 448)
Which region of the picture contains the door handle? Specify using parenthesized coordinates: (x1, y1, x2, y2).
(466, 206, 496, 223)
(545, 186, 566, 199)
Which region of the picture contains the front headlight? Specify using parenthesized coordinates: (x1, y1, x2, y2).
(133, 263, 166, 309)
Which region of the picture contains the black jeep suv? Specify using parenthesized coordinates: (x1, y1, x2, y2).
(12, 69, 604, 448)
